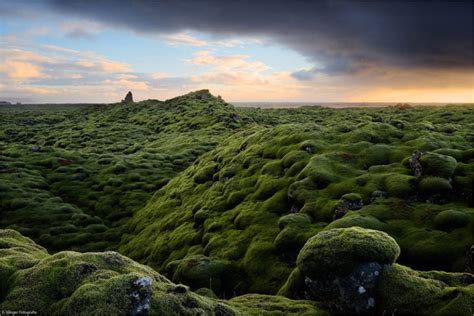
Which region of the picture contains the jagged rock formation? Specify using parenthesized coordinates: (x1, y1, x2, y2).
(123, 91, 134, 103)
(409, 150, 423, 178)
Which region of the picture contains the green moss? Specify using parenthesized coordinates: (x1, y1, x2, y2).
(281, 150, 310, 168)
(376, 263, 474, 315)
(0, 91, 245, 252)
(261, 190, 290, 215)
(385, 173, 415, 197)
(273, 226, 309, 258)
(1, 229, 329, 315)
(0, 230, 49, 300)
(261, 160, 284, 176)
(420, 152, 458, 178)
(4, 98, 472, 308)
(326, 213, 389, 231)
(194, 287, 217, 298)
(278, 213, 312, 229)
(433, 210, 471, 231)
(358, 144, 392, 167)
(170, 255, 228, 294)
(288, 226, 474, 315)
(229, 294, 328, 316)
(194, 163, 218, 184)
(418, 176, 453, 195)
(277, 268, 306, 299)
(297, 227, 400, 278)
(340, 192, 362, 202)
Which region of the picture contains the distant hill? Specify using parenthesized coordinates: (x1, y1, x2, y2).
(0, 90, 247, 252)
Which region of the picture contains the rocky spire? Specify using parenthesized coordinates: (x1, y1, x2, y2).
(123, 91, 134, 103)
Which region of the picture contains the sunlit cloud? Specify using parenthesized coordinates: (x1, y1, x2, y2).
(76, 60, 132, 73)
(0, 61, 45, 79)
(186, 50, 270, 72)
(116, 74, 138, 80)
(162, 32, 207, 46)
(68, 73, 83, 79)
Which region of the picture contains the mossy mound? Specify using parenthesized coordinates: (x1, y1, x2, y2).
(0, 229, 326, 315)
(0, 230, 49, 300)
(434, 210, 471, 232)
(119, 104, 474, 294)
(376, 263, 474, 315)
(166, 255, 233, 295)
(2, 97, 473, 308)
(420, 152, 458, 178)
(418, 176, 453, 195)
(297, 227, 400, 278)
(0, 91, 244, 252)
(274, 214, 322, 261)
(281, 227, 474, 315)
(229, 294, 329, 316)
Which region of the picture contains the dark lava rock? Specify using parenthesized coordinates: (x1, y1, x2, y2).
(296, 228, 399, 314)
(123, 91, 134, 103)
(409, 150, 423, 179)
(214, 303, 236, 316)
(467, 245, 474, 273)
(370, 190, 387, 202)
(333, 204, 349, 220)
(128, 276, 152, 316)
(394, 122, 404, 129)
(372, 116, 384, 123)
(333, 194, 363, 220)
(305, 262, 383, 314)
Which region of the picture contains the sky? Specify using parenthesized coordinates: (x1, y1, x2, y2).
(0, 0, 472, 103)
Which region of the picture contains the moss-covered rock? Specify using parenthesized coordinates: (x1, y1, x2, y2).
(0, 229, 327, 315)
(0, 230, 49, 300)
(293, 228, 400, 313)
(274, 214, 321, 261)
(229, 294, 328, 316)
(277, 267, 306, 299)
(434, 210, 471, 231)
(418, 176, 453, 195)
(376, 263, 474, 315)
(385, 173, 416, 197)
(420, 152, 458, 178)
(283, 226, 474, 315)
(297, 227, 400, 278)
(340, 193, 363, 209)
(169, 255, 229, 295)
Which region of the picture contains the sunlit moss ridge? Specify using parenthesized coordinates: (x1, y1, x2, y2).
(120, 103, 474, 295)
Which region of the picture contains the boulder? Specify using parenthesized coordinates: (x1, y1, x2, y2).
(295, 227, 400, 313)
(333, 193, 363, 220)
(370, 190, 387, 202)
(280, 227, 474, 315)
(372, 116, 384, 123)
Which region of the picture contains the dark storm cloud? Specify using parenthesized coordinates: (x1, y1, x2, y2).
(47, 0, 473, 79)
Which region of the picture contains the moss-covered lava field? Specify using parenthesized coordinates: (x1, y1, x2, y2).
(1, 90, 473, 315)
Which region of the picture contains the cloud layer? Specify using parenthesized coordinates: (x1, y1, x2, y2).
(0, 1, 472, 103)
(47, 0, 473, 79)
